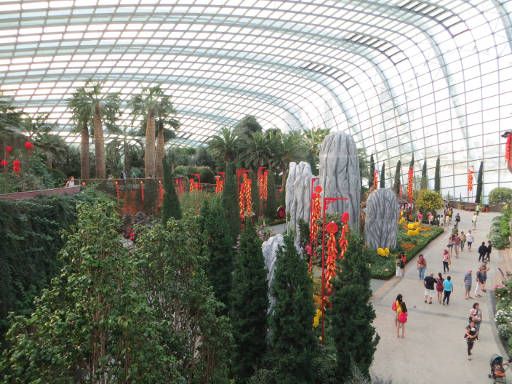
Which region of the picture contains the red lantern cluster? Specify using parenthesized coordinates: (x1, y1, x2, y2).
(467, 167, 474, 192)
(12, 159, 21, 174)
(407, 167, 414, 202)
(257, 167, 268, 201)
(505, 135, 512, 166)
(239, 173, 252, 220)
(24, 141, 34, 151)
(215, 175, 224, 193)
(308, 185, 322, 272)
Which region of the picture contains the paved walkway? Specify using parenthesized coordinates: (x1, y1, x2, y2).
(370, 209, 509, 384)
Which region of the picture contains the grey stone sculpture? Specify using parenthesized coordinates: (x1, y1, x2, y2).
(319, 132, 360, 231)
(365, 188, 399, 250)
(285, 161, 312, 245)
(261, 234, 284, 311)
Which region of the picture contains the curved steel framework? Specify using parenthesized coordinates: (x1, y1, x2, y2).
(0, 0, 511, 201)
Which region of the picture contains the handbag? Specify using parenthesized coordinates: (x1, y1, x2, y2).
(398, 312, 408, 323)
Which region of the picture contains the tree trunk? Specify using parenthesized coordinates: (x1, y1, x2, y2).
(144, 112, 156, 178)
(80, 121, 90, 180)
(93, 103, 106, 179)
(156, 123, 165, 179)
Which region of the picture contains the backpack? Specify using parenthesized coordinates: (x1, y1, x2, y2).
(392, 301, 397, 311)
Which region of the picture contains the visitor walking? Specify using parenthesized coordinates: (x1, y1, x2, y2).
(455, 212, 461, 228)
(447, 235, 455, 257)
(475, 204, 481, 216)
(486, 240, 492, 262)
(464, 270, 473, 300)
(427, 211, 433, 225)
(478, 242, 487, 263)
(442, 275, 453, 305)
(396, 252, 407, 278)
(466, 230, 474, 251)
(435, 272, 444, 304)
(472, 212, 478, 229)
(393, 294, 408, 338)
(442, 249, 450, 273)
(424, 273, 436, 304)
(479, 263, 489, 293)
(474, 267, 484, 297)
(417, 254, 427, 280)
(465, 320, 478, 360)
(460, 231, 466, 251)
(469, 302, 482, 334)
(453, 234, 461, 258)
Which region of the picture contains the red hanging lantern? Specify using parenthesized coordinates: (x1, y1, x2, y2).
(505, 135, 512, 165)
(12, 159, 21, 174)
(467, 167, 474, 192)
(324, 221, 339, 294)
(24, 141, 34, 151)
(407, 167, 414, 202)
(0, 159, 7, 167)
(5, 145, 13, 154)
(341, 212, 350, 225)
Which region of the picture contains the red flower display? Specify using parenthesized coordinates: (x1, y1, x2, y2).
(24, 141, 34, 151)
(12, 159, 21, 174)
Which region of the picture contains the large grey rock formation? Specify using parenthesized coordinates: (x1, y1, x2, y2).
(262, 234, 284, 311)
(319, 132, 360, 231)
(285, 161, 312, 243)
(365, 188, 399, 250)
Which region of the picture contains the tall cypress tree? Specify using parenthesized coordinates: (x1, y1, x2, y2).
(199, 197, 234, 311)
(379, 163, 385, 189)
(231, 223, 268, 382)
(330, 234, 379, 382)
(393, 160, 401, 195)
(421, 160, 428, 190)
(161, 156, 182, 223)
(434, 156, 441, 193)
(222, 162, 240, 239)
(368, 154, 375, 188)
(475, 161, 484, 203)
(265, 171, 277, 220)
(270, 234, 316, 384)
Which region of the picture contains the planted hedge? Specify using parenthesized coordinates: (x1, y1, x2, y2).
(0, 193, 88, 345)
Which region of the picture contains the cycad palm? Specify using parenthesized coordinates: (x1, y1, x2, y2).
(130, 86, 176, 178)
(68, 81, 120, 179)
(208, 127, 241, 166)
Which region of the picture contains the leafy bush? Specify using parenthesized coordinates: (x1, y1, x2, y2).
(495, 279, 512, 356)
(489, 187, 512, 204)
(488, 210, 511, 250)
(415, 189, 444, 214)
(174, 165, 215, 184)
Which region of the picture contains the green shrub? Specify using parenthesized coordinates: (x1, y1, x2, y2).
(489, 187, 512, 204)
(488, 211, 511, 250)
(174, 165, 215, 184)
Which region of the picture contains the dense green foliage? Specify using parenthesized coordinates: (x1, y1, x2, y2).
(379, 163, 385, 189)
(1, 200, 180, 383)
(231, 223, 268, 382)
(331, 234, 379, 382)
(161, 156, 182, 222)
(434, 156, 441, 193)
(489, 187, 512, 204)
(265, 171, 277, 220)
(0, 194, 84, 344)
(489, 209, 511, 249)
(416, 189, 444, 213)
(476, 161, 483, 203)
(174, 165, 216, 184)
(222, 162, 240, 239)
(369, 154, 375, 188)
(421, 160, 428, 190)
(393, 160, 401, 195)
(199, 197, 234, 310)
(270, 234, 316, 384)
(495, 278, 512, 357)
(136, 216, 232, 383)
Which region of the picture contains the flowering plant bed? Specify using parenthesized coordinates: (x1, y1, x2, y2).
(369, 224, 444, 279)
(495, 279, 512, 356)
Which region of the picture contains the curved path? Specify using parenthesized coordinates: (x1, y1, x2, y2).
(370, 209, 508, 383)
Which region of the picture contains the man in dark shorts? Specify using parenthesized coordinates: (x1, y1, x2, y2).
(424, 273, 436, 304)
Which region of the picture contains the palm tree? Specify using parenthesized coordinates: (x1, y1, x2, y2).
(68, 81, 120, 179)
(130, 86, 176, 178)
(155, 116, 179, 178)
(274, 131, 307, 187)
(208, 127, 241, 166)
(239, 131, 272, 169)
(302, 127, 330, 174)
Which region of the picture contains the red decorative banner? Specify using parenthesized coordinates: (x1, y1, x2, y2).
(373, 169, 378, 189)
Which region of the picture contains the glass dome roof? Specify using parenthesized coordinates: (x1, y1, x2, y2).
(1, 0, 511, 200)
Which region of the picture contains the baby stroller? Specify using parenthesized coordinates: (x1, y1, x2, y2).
(489, 354, 509, 383)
